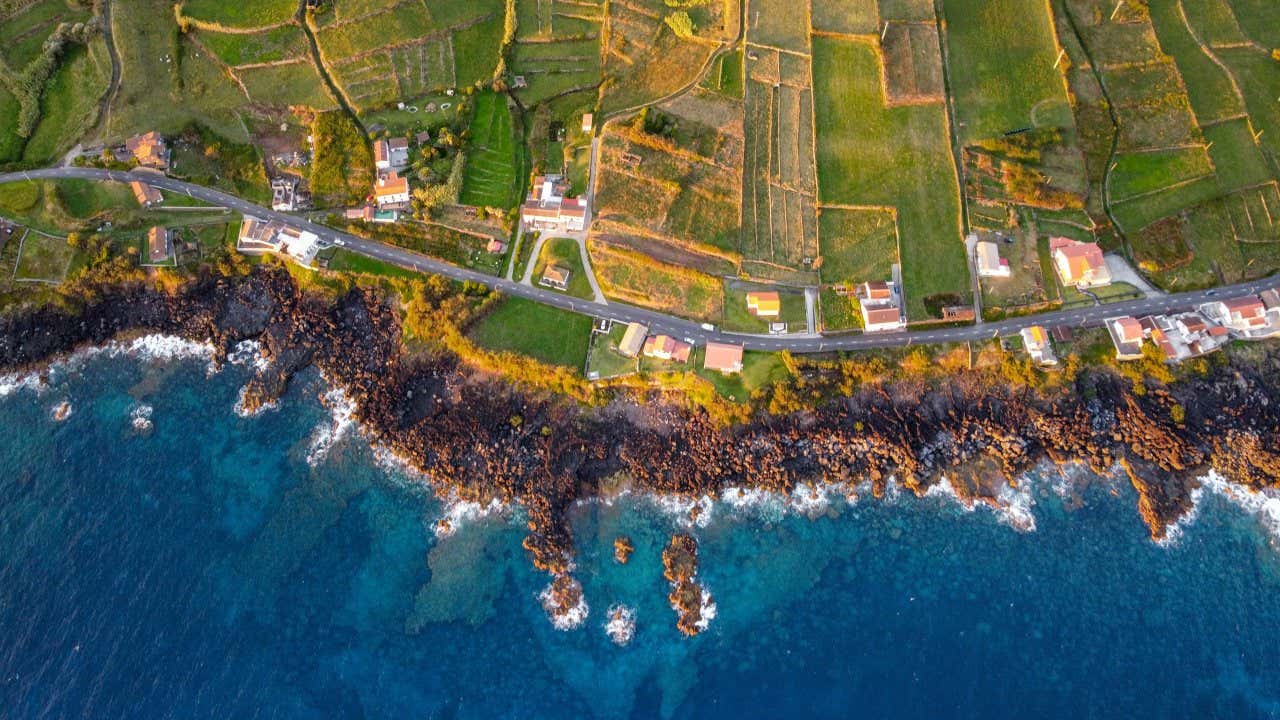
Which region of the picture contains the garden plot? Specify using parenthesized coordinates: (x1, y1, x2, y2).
(13, 229, 73, 283)
(181, 0, 297, 29)
(389, 36, 456, 98)
(812, 36, 967, 319)
(741, 63, 819, 271)
(593, 96, 744, 255)
(600, 0, 732, 113)
(880, 21, 943, 105)
(460, 93, 523, 209)
(330, 53, 400, 110)
(811, 0, 879, 34)
(1225, 183, 1280, 243)
(198, 25, 310, 67)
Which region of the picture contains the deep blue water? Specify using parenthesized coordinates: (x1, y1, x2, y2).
(2, 347, 1280, 719)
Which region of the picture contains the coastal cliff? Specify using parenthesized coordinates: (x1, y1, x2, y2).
(4, 269, 1280, 634)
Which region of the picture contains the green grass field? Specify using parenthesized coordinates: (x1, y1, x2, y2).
(180, 0, 298, 28)
(198, 25, 308, 66)
(817, 207, 899, 283)
(452, 11, 503, 88)
(1108, 147, 1214, 202)
(0, 87, 21, 162)
(1203, 118, 1273, 192)
(812, 37, 967, 319)
(468, 296, 592, 368)
(585, 323, 638, 380)
(1146, 0, 1245, 124)
(13, 230, 73, 282)
(237, 61, 337, 110)
(21, 41, 111, 164)
(532, 237, 593, 300)
(942, 0, 1072, 143)
(327, 249, 420, 279)
(109, 0, 251, 142)
(811, 0, 879, 33)
(0, 0, 92, 69)
(460, 92, 522, 208)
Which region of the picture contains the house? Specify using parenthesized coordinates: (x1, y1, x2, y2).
(746, 290, 781, 319)
(146, 226, 171, 264)
(581, 113, 593, 134)
(1199, 295, 1278, 338)
(703, 342, 744, 374)
(386, 138, 410, 168)
(856, 280, 905, 332)
(374, 171, 410, 209)
(236, 217, 321, 267)
(1105, 316, 1145, 360)
(975, 240, 1011, 278)
(130, 181, 162, 208)
(373, 139, 390, 171)
(415, 131, 432, 146)
(1049, 237, 1111, 288)
(1019, 325, 1057, 366)
(124, 131, 168, 170)
(271, 176, 300, 211)
(540, 264, 572, 291)
(486, 238, 507, 254)
(618, 322, 648, 358)
(520, 174, 587, 232)
(643, 335, 692, 363)
(1139, 312, 1230, 362)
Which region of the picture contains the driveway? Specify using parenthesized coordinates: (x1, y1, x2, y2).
(1105, 254, 1163, 297)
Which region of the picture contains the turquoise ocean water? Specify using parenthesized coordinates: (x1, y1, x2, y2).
(2, 345, 1280, 718)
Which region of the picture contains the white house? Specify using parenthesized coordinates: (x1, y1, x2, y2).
(975, 240, 1011, 278)
(1019, 325, 1057, 365)
(520, 174, 587, 232)
(236, 217, 321, 267)
(1199, 295, 1280, 339)
(1050, 237, 1111, 289)
(856, 280, 905, 332)
(374, 171, 411, 209)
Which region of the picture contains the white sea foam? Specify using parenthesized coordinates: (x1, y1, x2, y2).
(118, 334, 214, 363)
(994, 480, 1037, 533)
(923, 476, 976, 512)
(694, 584, 716, 632)
(305, 387, 357, 466)
(232, 386, 277, 418)
(0, 371, 44, 398)
(604, 604, 636, 646)
(433, 497, 507, 539)
(226, 339, 271, 373)
(649, 493, 715, 529)
(130, 404, 153, 433)
(1160, 470, 1280, 547)
(539, 579, 588, 631)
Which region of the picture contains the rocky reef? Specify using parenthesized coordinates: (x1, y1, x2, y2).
(5, 268, 1280, 636)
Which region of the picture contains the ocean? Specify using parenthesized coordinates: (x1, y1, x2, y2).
(2, 343, 1280, 719)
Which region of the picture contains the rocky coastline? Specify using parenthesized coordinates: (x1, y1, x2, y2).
(4, 269, 1280, 636)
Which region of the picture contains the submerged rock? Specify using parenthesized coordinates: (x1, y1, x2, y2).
(613, 536, 634, 564)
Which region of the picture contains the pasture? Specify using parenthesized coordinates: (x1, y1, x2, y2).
(811, 36, 967, 319)
(468, 296, 592, 368)
(941, 0, 1071, 143)
(237, 61, 337, 110)
(180, 0, 297, 29)
(460, 93, 523, 209)
(816, 207, 899, 283)
(810, 0, 878, 34)
(587, 238, 724, 321)
(198, 25, 308, 66)
(22, 41, 111, 164)
(0, 0, 92, 69)
(13, 229, 73, 282)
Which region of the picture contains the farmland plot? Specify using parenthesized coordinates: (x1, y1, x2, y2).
(599, 0, 732, 113)
(812, 36, 967, 319)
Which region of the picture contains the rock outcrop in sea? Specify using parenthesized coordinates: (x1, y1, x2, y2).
(4, 268, 1280, 635)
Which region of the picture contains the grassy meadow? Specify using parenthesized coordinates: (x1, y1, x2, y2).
(812, 37, 967, 319)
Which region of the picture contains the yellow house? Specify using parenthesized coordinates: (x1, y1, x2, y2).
(746, 291, 781, 319)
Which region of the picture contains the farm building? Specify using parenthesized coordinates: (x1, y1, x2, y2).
(643, 335, 692, 363)
(146, 226, 171, 264)
(746, 291, 781, 318)
(975, 240, 1010, 278)
(618, 322, 649, 357)
(521, 175, 587, 232)
(1050, 237, 1111, 289)
(703, 342, 744, 374)
(130, 182, 162, 208)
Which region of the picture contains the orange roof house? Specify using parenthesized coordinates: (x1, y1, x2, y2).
(130, 181, 163, 207)
(124, 131, 168, 169)
(703, 342, 743, 374)
(858, 280, 893, 301)
(146, 226, 171, 264)
(374, 171, 410, 207)
(1050, 237, 1111, 288)
(642, 335, 692, 363)
(1106, 316, 1145, 360)
(746, 290, 781, 318)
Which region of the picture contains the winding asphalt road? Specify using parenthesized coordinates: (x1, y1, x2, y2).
(4, 167, 1278, 354)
